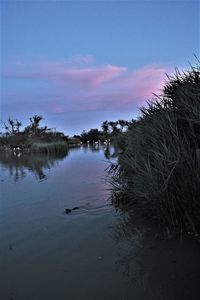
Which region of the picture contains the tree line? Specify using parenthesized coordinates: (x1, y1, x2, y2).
(1, 116, 136, 146)
(74, 119, 136, 143)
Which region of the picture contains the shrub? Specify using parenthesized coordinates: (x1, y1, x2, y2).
(110, 64, 200, 233)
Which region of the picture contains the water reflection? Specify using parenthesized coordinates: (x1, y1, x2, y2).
(0, 151, 68, 182)
(104, 144, 119, 159)
(104, 146, 111, 159)
(0, 145, 116, 182)
(75, 144, 118, 159)
(112, 212, 146, 281)
(0, 145, 200, 300)
(111, 209, 200, 299)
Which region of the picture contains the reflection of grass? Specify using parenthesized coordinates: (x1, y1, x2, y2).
(112, 210, 200, 299)
(30, 142, 68, 154)
(0, 151, 68, 181)
(110, 64, 200, 234)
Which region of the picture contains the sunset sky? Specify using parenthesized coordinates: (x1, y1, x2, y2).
(1, 0, 199, 135)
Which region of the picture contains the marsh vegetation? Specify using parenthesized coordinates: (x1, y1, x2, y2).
(109, 64, 200, 234)
(0, 115, 69, 153)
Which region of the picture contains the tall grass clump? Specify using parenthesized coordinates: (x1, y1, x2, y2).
(30, 142, 68, 154)
(111, 64, 200, 233)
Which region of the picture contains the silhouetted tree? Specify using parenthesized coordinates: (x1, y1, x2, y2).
(15, 120, 22, 133)
(127, 119, 136, 129)
(24, 115, 49, 136)
(108, 121, 120, 135)
(1, 117, 22, 134)
(102, 120, 109, 137)
(29, 115, 43, 134)
(118, 119, 127, 131)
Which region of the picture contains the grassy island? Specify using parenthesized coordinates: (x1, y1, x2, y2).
(0, 115, 69, 154)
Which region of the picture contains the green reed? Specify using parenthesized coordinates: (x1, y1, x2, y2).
(110, 64, 200, 233)
(30, 142, 68, 154)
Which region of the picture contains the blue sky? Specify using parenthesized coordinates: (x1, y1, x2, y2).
(1, 0, 199, 135)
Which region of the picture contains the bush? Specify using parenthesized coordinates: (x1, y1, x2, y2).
(110, 64, 200, 233)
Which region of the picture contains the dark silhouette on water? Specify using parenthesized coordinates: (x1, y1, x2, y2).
(65, 207, 80, 214)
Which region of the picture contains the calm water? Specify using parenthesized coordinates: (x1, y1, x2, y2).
(0, 146, 200, 300)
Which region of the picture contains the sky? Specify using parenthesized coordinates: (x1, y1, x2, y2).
(1, 0, 199, 136)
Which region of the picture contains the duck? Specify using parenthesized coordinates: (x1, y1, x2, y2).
(65, 207, 79, 214)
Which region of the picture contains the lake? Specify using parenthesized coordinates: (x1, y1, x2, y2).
(0, 145, 200, 300)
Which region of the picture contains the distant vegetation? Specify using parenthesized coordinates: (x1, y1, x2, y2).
(73, 119, 136, 143)
(0, 113, 135, 152)
(0, 115, 69, 153)
(109, 63, 200, 234)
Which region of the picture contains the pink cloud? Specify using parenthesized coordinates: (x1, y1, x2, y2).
(109, 65, 166, 94)
(57, 64, 127, 87)
(2, 58, 170, 115)
(4, 63, 127, 88)
(82, 65, 167, 109)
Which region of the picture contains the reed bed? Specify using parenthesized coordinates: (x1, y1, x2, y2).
(110, 64, 200, 233)
(30, 142, 68, 154)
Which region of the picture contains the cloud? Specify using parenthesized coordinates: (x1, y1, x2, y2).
(2, 57, 168, 116)
(4, 62, 127, 88)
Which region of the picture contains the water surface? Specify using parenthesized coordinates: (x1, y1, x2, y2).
(0, 146, 200, 300)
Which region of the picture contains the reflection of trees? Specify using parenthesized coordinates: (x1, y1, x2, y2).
(79, 144, 118, 160)
(90, 145, 100, 152)
(0, 151, 68, 182)
(104, 146, 111, 159)
(104, 144, 119, 160)
(112, 212, 146, 282)
(0, 145, 118, 182)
